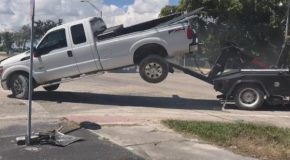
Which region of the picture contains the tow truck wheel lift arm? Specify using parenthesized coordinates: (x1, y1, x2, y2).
(168, 43, 259, 84)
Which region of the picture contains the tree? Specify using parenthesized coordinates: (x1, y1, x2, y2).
(14, 25, 30, 51)
(160, 0, 289, 64)
(0, 19, 63, 54)
(160, 6, 178, 17)
(34, 19, 63, 39)
(0, 32, 14, 55)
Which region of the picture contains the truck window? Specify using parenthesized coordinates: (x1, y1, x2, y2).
(37, 29, 67, 54)
(71, 24, 86, 44)
(90, 18, 107, 36)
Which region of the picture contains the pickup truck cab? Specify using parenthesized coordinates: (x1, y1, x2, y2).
(0, 10, 199, 99)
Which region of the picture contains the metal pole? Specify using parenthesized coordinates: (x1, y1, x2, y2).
(81, 0, 102, 18)
(26, 0, 35, 146)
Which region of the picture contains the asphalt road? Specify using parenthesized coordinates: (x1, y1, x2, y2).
(0, 121, 143, 160)
(0, 54, 290, 121)
(1, 72, 290, 127)
(33, 73, 218, 113)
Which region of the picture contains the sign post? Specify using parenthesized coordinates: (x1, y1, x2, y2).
(26, 0, 35, 146)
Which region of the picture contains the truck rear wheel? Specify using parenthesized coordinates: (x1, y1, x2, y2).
(43, 84, 60, 92)
(234, 85, 264, 110)
(10, 74, 29, 99)
(139, 55, 169, 83)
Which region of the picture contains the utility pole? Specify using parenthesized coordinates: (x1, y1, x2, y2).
(81, 0, 102, 18)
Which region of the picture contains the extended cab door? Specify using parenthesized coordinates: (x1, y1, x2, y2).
(34, 28, 79, 83)
(69, 23, 100, 74)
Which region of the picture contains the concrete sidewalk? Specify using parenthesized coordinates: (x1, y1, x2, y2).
(67, 116, 256, 160)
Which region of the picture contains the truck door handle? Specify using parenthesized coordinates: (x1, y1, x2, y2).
(67, 51, 73, 57)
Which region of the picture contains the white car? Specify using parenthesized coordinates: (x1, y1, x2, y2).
(0, 9, 201, 99)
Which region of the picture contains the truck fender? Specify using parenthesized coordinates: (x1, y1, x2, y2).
(226, 80, 270, 98)
(2, 65, 30, 81)
(1, 65, 37, 89)
(129, 37, 169, 58)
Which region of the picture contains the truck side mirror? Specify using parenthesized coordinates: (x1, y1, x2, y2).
(33, 47, 41, 58)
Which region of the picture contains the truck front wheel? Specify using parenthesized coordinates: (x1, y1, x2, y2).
(234, 85, 264, 110)
(139, 55, 169, 83)
(10, 74, 29, 99)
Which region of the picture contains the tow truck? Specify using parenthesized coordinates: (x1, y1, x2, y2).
(168, 2, 290, 110)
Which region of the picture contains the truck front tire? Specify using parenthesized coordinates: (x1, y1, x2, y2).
(10, 74, 29, 99)
(234, 85, 264, 110)
(139, 55, 169, 83)
(43, 84, 60, 92)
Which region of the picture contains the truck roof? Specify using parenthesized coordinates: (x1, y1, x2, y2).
(47, 16, 98, 32)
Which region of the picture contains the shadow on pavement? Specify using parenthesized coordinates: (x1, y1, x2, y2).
(80, 121, 102, 130)
(259, 103, 290, 111)
(31, 91, 222, 111)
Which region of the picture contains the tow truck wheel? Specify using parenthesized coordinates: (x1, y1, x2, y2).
(10, 74, 29, 99)
(139, 55, 169, 83)
(43, 84, 60, 92)
(235, 85, 264, 110)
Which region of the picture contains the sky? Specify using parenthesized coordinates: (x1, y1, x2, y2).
(0, 0, 180, 32)
(104, 0, 179, 7)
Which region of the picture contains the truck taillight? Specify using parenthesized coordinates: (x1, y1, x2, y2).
(187, 25, 193, 39)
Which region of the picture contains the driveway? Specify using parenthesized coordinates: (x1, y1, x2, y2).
(1, 73, 290, 126)
(1, 73, 289, 160)
(17, 73, 289, 128)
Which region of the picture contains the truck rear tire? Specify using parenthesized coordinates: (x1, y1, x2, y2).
(10, 74, 29, 99)
(43, 84, 60, 92)
(234, 85, 264, 110)
(139, 55, 169, 83)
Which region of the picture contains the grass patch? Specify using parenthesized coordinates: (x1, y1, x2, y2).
(163, 120, 290, 160)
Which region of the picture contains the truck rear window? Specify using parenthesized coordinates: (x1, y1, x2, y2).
(71, 24, 87, 45)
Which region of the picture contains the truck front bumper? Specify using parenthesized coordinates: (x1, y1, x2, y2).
(1, 79, 9, 90)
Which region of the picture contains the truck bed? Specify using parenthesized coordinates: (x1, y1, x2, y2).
(97, 13, 182, 41)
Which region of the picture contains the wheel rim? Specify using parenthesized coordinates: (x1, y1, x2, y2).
(238, 88, 260, 108)
(145, 62, 163, 79)
(13, 78, 24, 95)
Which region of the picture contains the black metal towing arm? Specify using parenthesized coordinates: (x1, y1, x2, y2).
(167, 61, 212, 84)
(207, 45, 248, 79)
(167, 43, 251, 85)
(276, 42, 290, 68)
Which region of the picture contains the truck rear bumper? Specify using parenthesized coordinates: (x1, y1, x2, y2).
(189, 43, 198, 53)
(1, 79, 8, 90)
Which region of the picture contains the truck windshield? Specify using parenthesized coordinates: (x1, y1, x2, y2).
(37, 29, 67, 54)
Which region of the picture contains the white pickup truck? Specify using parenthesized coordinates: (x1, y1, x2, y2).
(0, 9, 200, 99)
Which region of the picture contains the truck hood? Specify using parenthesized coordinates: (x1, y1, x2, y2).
(0, 51, 30, 66)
